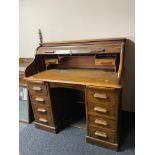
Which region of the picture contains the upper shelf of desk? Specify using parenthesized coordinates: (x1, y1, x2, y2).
(25, 69, 122, 88)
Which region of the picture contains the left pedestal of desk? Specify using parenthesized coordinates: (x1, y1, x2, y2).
(27, 81, 57, 133)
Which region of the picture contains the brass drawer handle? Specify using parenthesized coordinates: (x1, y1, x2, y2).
(95, 131, 108, 138)
(94, 93, 108, 99)
(94, 119, 108, 126)
(94, 107, 108, 113)
(32, 86, 42, 91)
(35, 98, 45, 102)
(39, 118, 48, 123)
(37, 108, 46, 113)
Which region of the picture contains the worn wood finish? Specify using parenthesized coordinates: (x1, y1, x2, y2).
(88, 115, 116, 130)
(88, 125, 116, 143)
(28, 81, 58, 132)
(19, 58, 33, 86)
(25, 38, 126, 151)
(25, 69, 121, 88)
(86, 86, 121, 150)
(86, 136, 118, 151)
(95, 58, 116, 66)
(40, 38, 126, 47)
(48, 56, 117, 71)
(28, 82, 48, 95)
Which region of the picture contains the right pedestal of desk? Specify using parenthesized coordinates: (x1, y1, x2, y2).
(86, 86, 121, 151)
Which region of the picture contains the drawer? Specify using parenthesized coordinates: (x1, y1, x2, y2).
(88, 115, 116, 130)
(95, 58, 116, 66)
(105, 47, 121, 53)
(28, 82, 48, 96)
(91, 47, 121, 54)
(87, 87, 119, 106)
(33, 105, 53, 126)
(30, 95, 50, 107)
(87, 102, 116, 119)
(45, 58, 59, 65)
(88, 125, 116, 143)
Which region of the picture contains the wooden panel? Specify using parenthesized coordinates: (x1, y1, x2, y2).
(86, 136, 118, 151)
(19, 58, 33, 63)
(45, 55, 117, 71)
(88, 125, 116, 143)
(87, 102, 116, 119)
(95, 58, 116, 66)
(30, 95, 50, 107)
(88, 115, 116, 131)
(28, 82, 48, 96)
(19, 73, 27, 86)
(33, 104, 53, 126)
(40, 38, 126, 47)
(87, 87, 118, 106)
(25, 69, 121, 88)
(37, 46, 121, 55)
(45, 58, 59, 65)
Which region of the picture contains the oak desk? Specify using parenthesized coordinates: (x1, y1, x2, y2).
(25, 37, 126, 151)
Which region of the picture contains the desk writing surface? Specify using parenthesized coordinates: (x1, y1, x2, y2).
(26, 69, 122, 88)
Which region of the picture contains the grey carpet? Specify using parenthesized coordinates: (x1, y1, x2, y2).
(19, 123, 135, 155)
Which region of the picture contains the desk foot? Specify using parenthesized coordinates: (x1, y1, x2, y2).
(86, 136, 118, 151)
(35, 122, 58, 133)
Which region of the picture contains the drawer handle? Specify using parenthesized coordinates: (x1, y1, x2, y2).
(91, 49, 105, 53)
(39, 118, 48, 123)
(95, 131, 108, 138)
(100, 61, 112, 65)
(94, 93, 108, 99)
(47, 60, 56, 64)
(37, 108, 46, 113)
(94, 119, 108, 126)
(45, 51, 55, 53)
(30, 81, 44, 84)
(35, 98, 45, 102)
(32, 86, 42, 91)
(94, 107, 108, 113)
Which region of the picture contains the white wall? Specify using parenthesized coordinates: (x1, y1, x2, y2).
(19, 0, 135, 111)
(19, 0, 134, 57)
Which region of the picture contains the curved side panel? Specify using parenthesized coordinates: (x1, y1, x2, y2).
(117, 41, 126, 82)
(25, 48, 46, 77)
(25, 55, 39, 77)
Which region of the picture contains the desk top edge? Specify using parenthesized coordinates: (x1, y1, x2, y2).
(40, 38, 126, 47)
(25, 69, 122, 89)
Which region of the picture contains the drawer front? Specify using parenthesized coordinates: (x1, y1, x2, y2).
(87, 102, 116, 119)
(95, 58, 116, 66)
(33, 105, 53, 126)
(88, 115, 116, 131)
(45, 58, 59, 65)
(105, 47, 121, 53)
(88, 125, 116, 143)
(28, 83, 48, 96)
(87, 87, 119, 106)
(30, 95, 50, 107)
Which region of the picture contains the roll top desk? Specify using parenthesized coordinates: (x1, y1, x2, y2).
(25, 37, 126, 151)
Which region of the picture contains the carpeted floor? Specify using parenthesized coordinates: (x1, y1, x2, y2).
(19, 115, 135, 155)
